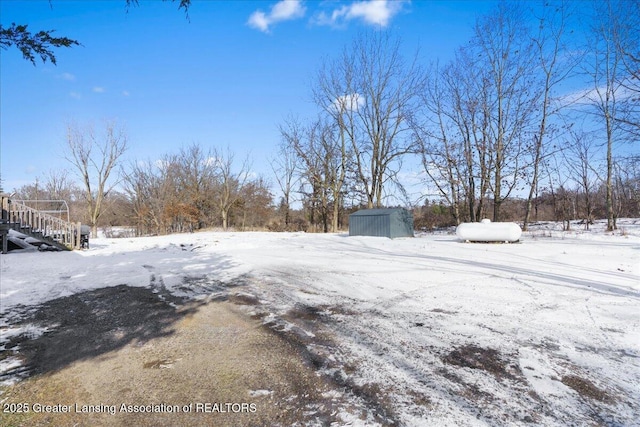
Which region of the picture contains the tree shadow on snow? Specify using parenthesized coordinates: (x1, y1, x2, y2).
(1, 285, 204, 380)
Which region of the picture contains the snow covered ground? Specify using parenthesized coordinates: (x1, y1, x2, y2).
(1, 219, 639, 426)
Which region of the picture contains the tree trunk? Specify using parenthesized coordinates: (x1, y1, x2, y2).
(222, 209, 228, 231)
(606, 117, 615, 231)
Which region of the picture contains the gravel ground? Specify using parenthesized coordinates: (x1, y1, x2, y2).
(0, 285, 355, 427)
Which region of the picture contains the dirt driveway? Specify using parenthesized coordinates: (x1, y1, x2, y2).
(0, 285, 359, 427)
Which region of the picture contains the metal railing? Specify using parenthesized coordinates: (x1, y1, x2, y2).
(1, 195, 81, 250)
(13, 199, 71, 223)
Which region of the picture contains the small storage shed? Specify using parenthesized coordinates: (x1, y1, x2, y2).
(348, 208, 414, 238)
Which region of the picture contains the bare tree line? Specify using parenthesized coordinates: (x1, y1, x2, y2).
(6, 0, 638, 235)
(11, 133, 273, 236)
(121, 144, 271, 235)
(278, 0, 638, 232)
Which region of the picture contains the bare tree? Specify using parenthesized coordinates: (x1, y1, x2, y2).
(412, 62, 465, 224)
(212, 147, 250, 230)
(125, 153, 198, 235)
(564, 130, 599, 229)
(280, 114, 352, 232)
(414, 3, 546, 224)
(416, 4, 544, 224)
(270, 138, 300, 228)
(65, 121, 128, 237)
(545, 155, 574, 231)
(472, 2, 539, 221)
(236, 176, 273, 230)
(176, 143, 217, 230)
(325, 118, 350, 232)
(414, 51, 498, 224)
(41, 169, 75, 201)
(584, 0, 626, 231)
(522, 1, 578, 230)
(612, 156, 640, 218)
(612, 0, 640, 138)
(123, 159, 160, 234)
(15, 169, 79, 204)
(314, 31, 424, 208)
(281, 117, 330, 232)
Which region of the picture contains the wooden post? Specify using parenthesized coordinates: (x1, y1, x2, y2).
(1, 194, 8, 220)
(2, 195, 8, 254)
(76, 222, 82, 249)
(1, 194, 9, 254)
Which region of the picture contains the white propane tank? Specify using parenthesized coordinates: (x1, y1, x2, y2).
(456, 219, 522, 242)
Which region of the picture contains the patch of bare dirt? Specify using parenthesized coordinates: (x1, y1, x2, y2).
(262, 304, 401, 426)
(561, 375, 615, 404)
(442, 344, 522, 382)
(0, 286, 356, 427)
(227, 292, 261, 306)
(430, 308, 457, 315)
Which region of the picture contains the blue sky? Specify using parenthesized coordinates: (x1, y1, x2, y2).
(0, 0, 499, 194)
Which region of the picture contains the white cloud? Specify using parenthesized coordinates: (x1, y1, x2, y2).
(247, 0, 306, 33)
(59, 72, 76, 81)
(93, 86, 105, 93)
(248, 11, 270, 32)
(557, 79, 637, 109)
(332, 93, 365, 113)
(316, 0, 407, 28)
(122, 90, 130, 97)
(69, 92, 82, 99)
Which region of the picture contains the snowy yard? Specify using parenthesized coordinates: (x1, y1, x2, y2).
(1, 220, 639, 426)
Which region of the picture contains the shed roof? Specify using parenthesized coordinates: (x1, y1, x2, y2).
(349, 208, 407, 216)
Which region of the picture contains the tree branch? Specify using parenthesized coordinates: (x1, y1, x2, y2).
(0, 23, 80, 65)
